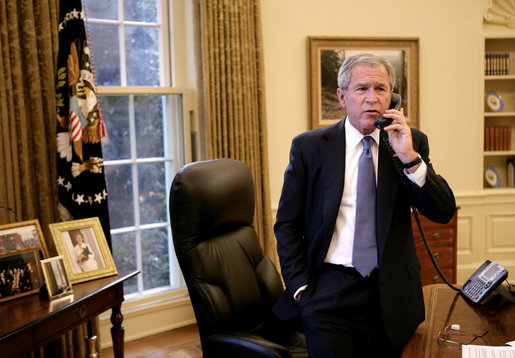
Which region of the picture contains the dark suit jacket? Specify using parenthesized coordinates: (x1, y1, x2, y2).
(273, 119, 456, 347)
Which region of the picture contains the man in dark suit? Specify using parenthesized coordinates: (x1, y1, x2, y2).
(273, 53, 456, 357)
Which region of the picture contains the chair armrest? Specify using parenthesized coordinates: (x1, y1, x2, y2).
(206, 332, 290, 358)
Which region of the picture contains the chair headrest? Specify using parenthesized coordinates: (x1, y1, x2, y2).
(169, 159, 255, 241)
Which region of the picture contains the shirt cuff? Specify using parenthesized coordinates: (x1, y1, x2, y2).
(404, 159, 427, 187)
(294, 285, 307, 301)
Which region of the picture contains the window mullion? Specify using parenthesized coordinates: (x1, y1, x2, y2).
(119, 0, 127, 86)
(128, 94, 143, 294)
(158, 0, 167, 86)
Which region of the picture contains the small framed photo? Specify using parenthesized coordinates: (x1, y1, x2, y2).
(0, 248, 43, 303)
(41, 256, 73, 300)
(0, 219, 49, 258)
(49, 217, 117, 284)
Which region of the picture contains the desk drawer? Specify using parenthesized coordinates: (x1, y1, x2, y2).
(416, 245, 455, 269)
(419, 266, 455, 286)
(0, 330, 34, 357)
(412, 227, 455, 246)
(33, 289, 119, 343)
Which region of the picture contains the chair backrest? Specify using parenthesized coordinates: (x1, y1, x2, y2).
(169, 159, 284, 348)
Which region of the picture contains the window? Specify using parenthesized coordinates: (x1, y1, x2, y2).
(84, 0, 191, 298)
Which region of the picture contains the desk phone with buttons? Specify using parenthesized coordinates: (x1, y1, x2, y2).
(460, 260, 508, 304)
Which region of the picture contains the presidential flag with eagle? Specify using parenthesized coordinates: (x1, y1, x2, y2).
(55, 0, 112, 249)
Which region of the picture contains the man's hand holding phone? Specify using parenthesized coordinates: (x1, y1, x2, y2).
(382, 108, 421, 172)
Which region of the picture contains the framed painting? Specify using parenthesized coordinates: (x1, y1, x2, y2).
(0, 248, 43, 303)
(49, 217, 117, 284)
(308, 36, 419, 129)
(0, 219, 49, 258)
(41, 256, 73, 300)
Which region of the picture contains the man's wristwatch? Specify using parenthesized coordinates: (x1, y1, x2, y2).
(402, 155, 422, 169)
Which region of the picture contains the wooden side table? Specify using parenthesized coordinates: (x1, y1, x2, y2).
(0, 270, 139, 358)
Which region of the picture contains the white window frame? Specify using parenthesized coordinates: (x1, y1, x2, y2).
(87, 0, 194, 299)
(98, 87, 192, 298)
(90, 0, 198, 346)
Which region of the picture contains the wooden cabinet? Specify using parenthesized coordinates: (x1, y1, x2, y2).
(483, 35, 515, 189)
(412, 210, 457, 286)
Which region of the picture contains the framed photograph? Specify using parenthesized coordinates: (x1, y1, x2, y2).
(49, 217, 117, 284)
(0, 248, 43, 303)
(308, 36, 419, 129)
(0, 219, 49, 258)
(41, 256, 73, 300)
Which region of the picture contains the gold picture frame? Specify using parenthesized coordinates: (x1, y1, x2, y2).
(0, 247, 43, 303)
(0, 219, 49, 258)
(49, 217, 117, 284)
(308, 36, 419, 130)
(41, 256, 73, 300)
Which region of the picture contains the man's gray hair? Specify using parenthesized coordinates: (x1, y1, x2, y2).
(337, 53, 396, 91)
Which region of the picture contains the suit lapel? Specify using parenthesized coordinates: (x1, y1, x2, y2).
(320, 121, 346, 242)
(376, 131, 399, 263)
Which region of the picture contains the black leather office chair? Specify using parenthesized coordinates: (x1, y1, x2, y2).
(169, 158, 307, 358)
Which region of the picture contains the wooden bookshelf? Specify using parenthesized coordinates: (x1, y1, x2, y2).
(483, 35, 515, 189)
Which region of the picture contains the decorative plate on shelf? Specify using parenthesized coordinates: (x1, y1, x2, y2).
(485, 166, 500, 187)
(486, 91, 504, 112)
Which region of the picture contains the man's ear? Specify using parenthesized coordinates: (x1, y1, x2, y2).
(337, 88, 346, 108)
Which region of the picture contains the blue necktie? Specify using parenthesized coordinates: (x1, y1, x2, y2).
(352, 136, 378, 277)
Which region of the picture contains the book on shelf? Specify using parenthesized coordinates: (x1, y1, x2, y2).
(484, 125, 512, 151)
(507, 158, 515, 188)
(485, 52, 510, 76)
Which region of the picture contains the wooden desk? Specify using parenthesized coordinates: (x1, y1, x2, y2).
(0, 270, 139, 358)
(402, 284, 515, 357)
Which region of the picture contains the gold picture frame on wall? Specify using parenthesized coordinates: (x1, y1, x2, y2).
(308, 36, 419, 130)
(49, 217, 117, 284)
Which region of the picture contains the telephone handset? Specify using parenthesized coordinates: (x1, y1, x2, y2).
(374, 93, 402, 130)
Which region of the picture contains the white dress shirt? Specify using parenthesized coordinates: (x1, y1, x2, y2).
(324, 119, 427, 266)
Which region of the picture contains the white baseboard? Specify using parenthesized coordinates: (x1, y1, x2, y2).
(98, 288, 196, 349)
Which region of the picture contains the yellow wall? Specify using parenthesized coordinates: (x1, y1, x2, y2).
(260, 0, 515, 283)
(261, 0, 487, 204)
